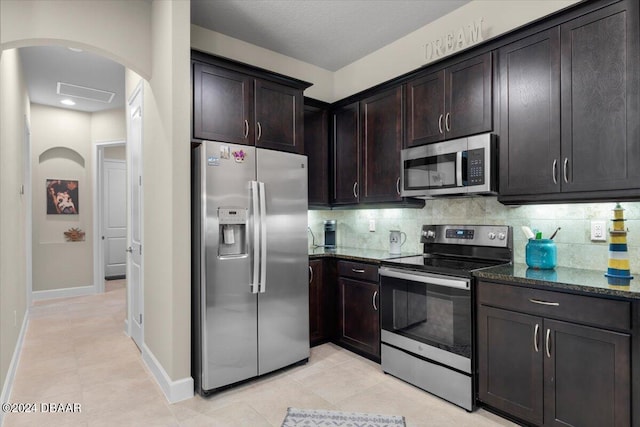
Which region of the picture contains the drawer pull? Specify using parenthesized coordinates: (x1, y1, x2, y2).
(545, 328, 552, 358)
(352, 268, 365, 274)
(534, 323, 540, 353)
(529, 298, 559, 307)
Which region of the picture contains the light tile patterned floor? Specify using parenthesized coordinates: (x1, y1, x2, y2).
(4, 282, 517, 427)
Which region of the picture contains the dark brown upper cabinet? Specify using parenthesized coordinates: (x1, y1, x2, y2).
(304, 99, 330, 207)
(498, 28, 561, 197)
(192, 53, 310, 155)
(254, 79, 304, 153)
(559, 1, 640, 195)
(193, 63, 253, 145)
(332, 102, 360, 205)
(498, 0, 640, 204)
(405, 52, 492, 147)
(360, 86, 403, 203)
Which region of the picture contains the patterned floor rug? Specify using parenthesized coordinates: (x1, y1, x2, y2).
(281, 407, 406, 427)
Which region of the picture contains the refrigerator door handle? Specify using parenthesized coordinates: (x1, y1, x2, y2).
(258, 181, 267, 293)
(251, 181, 260, 294)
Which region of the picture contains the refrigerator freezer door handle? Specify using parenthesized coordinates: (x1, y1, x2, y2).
(251, 181, 260, 294)
(259, 182, 267, 293)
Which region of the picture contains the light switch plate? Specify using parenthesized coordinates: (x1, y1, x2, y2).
(369, 219, 376, 232)
(591, 220, 606, 241)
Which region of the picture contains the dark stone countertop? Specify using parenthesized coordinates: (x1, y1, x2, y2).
(475, 263, 640, 300)
(308, 247, 420, 264)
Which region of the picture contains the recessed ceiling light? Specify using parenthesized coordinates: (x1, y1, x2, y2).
(68, 47, 83, 53)
(60, 99, 76, 106)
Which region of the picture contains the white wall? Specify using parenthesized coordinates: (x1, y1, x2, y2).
(0, 48, 29, 409)
(92, 108, 126, 144)
(29, 105, 126, 293)
(0, 0, 152, 80)
(143, 0, 192, 385)
(31, 104, 93, 292)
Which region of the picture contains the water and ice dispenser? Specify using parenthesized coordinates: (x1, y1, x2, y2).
(218, 207, 247, 257)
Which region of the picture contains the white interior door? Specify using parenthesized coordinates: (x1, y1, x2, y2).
(127, 82, 144, 349)
(103, 159, 127, 278)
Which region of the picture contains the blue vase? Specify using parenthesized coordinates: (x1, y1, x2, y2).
(526, 239, 557, 270)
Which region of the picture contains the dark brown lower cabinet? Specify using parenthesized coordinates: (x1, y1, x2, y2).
(309, 259, 325, 346)
(478, 306, 543, 425)
(338, 277, 380, 361)
(477, 282, 631, 427)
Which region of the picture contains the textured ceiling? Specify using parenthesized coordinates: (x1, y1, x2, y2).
(20, 46, 125, 113)
(191, 0, 471, 71)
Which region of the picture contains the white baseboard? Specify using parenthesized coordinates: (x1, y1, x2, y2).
(142, 344, 193, 403)
(32, 285, 95, 301)
(0, 310, 30, 427)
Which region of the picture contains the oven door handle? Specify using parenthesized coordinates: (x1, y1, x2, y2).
(379, 267, 470, 290)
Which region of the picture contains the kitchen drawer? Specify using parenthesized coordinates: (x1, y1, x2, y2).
(337, 260, 378, 282)
(477, 281, 630, 331)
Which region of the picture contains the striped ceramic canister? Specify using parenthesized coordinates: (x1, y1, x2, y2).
(605, 203, 634, 284)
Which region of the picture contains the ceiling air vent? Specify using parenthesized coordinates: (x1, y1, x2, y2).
(56, 82, 115, 103)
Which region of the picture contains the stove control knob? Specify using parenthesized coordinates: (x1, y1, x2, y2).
(498, 232, 506, 240)
(488, 232, 496, 240)
(424, 230, 436, 239)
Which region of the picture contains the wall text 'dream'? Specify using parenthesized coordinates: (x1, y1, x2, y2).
(425, 19, 484, 61)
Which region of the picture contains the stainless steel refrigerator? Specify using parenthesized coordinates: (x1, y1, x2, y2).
(192, 140, 309, 395)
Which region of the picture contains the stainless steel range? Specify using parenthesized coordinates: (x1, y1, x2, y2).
(379, 224, 513, 411)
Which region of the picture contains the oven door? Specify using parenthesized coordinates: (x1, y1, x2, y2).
(379, 267, 471, 372)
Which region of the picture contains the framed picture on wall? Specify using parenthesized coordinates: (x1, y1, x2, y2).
(46, 179, 79, 215)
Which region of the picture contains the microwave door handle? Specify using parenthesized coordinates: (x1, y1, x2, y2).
(456, 151, 463, 187)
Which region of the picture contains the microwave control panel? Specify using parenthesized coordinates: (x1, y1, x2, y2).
(466, 148, 485, 185)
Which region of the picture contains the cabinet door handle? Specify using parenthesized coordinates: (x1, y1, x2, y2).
(372, 290, 378, 311)
(552, 159, 558, 185)
(563, 158, 569, 183)
(438, 114, 444, 134)
(545, 328, 552, 358)
(396, 177, 401, 195)
(529, 298, 559, 307)
(309, 266, 313, 285)
(353, 181, 358, 199)
(445, 113, 451, 132)
(243, 119, 249, 138)
(351, 268, 365, 274)
(257, 121, 262, 141)
(534, 323, 540, 353)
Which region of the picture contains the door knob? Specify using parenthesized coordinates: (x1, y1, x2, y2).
(126, 247, 134, 253)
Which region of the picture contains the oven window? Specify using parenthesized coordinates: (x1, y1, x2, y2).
(381, 276, 471, 358)
(404, 153, 458, 190)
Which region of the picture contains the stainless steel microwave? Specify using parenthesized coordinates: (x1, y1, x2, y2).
(401, 133, 496, 198)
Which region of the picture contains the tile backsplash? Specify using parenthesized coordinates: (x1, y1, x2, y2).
(308, 198, 640, 273)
